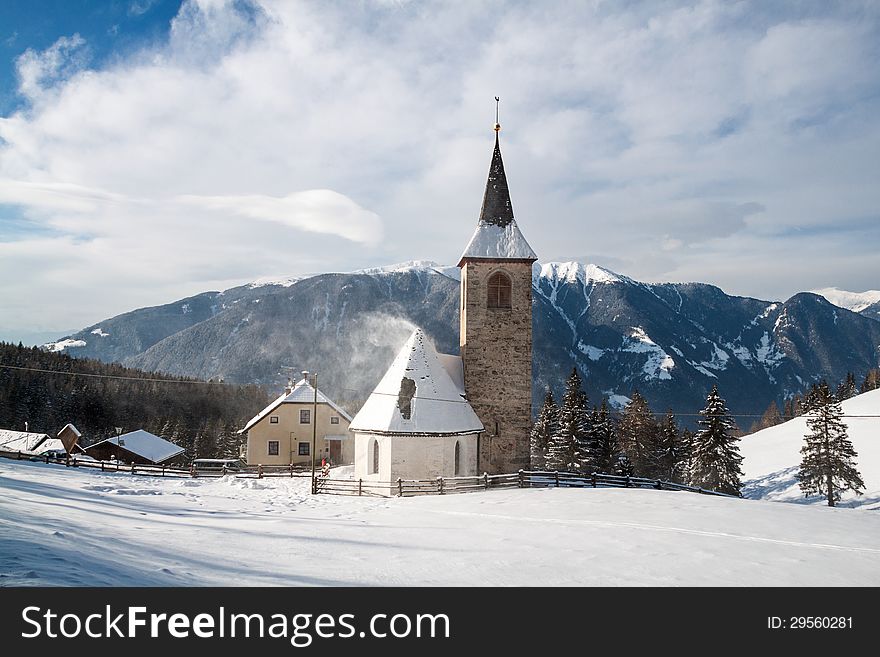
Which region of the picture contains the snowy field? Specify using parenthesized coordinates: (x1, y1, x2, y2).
(741, 388, 880, 509)
(2, 459, 879, 587)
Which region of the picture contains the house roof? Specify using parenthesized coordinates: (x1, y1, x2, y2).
(57, 423, 81, 438)
(0, 429, 52, 454)
(459, 133, 536, 265)
(242, 377, 353, 433)
(349, 328, 483, 436)
(32, 438, 66, 454)
(87, 430, 184, 464)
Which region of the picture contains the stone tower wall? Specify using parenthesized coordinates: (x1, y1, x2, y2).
(460, 259, 533, 474)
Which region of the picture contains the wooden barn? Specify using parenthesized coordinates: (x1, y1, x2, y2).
(85, 430, 184, 465)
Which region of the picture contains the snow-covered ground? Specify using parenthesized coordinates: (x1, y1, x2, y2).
(741, 388, 880, 509)
(2, 459, 878, 586)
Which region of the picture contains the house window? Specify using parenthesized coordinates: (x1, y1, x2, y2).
(267, 440, 279, 456)
(330, 416, 339, 425)
(298, 442, 310, 456)
(487, 272, 512, 308)
(300, 409, 311, 424)
(454, 440, 461, 476)
(269, 416, 279, 424)
(371, 440, 379, 475)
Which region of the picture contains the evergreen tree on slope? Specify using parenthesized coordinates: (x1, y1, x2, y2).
(836, 372, 857, 401)
(797, 382, 864, 507)
(617, 390, 657, 477)
(655, 411, 686, 483)
(690, 385, 743, 496)
(547, 368, 589, 472)
(530, 390, 559, 470)
(590, 399, 620, 474)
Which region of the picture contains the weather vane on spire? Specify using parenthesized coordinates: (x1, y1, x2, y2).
(494, 96, 501, 133)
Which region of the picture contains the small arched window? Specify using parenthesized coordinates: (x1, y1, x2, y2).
(487, 272, 512, 309)
(454, 440, 461, 476)
(371, 440, 380, 475)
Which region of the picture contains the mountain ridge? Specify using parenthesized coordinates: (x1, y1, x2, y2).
(41, 261, 880, 424)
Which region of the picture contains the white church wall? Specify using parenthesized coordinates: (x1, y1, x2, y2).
(355, 433, 479, 488)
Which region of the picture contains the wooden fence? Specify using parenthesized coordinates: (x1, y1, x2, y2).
(0, 449, 311, 479)
(0, 449, 192, 477)
(0, 449, 736, 499)
(313, 469, 738, 498)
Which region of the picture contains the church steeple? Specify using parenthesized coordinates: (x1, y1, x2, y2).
(478, 132, 515, 227)
(458, 110, 537, 266)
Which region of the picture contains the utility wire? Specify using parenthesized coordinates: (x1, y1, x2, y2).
(0, 363, 235, 386)
(2, 362, 879, 418)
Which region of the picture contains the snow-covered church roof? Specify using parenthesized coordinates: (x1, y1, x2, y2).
(349, 328, 483, 436)
(242, 376, 353, 433)
(458, 132, 537, 265)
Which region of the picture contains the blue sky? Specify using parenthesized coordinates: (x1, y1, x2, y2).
(0, 0, 879, 342)
(0, 1, 182, 114)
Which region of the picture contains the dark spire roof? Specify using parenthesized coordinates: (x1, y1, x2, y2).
(478, 132, 514, 227)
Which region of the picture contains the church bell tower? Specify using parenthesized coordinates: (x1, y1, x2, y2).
(458, 115, 537, 474)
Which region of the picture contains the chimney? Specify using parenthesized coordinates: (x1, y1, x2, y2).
(301, 370, 310, 384)
(284, 378, 294, 395)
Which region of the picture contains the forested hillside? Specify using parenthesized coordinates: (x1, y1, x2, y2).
(0, 342, 268, 460)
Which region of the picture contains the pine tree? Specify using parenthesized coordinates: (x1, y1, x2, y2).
(655, 411, 686, 483)
(617, 390, 656, 477)
(750, 400, 783, 433)
(860, 368, 880, 393)
(796, 383, 864, 507)
(615, 453, 635, 477)
(547, 369, 589, 472)
(836, 372, 857, 401)
(782, 397, 795, 421)
(801, 382, 825, 414)
(679, 428, 695, 484)
(589, 400, 620, 474)
(690, 385, 743, 496)
(530, 390, 559, 470)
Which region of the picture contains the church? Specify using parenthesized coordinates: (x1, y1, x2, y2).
(350, 121, 537, 481)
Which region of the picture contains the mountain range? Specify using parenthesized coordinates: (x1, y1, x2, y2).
(42, 261, 880, 426)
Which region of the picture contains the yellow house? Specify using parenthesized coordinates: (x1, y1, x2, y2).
(242, 373, 353, 466)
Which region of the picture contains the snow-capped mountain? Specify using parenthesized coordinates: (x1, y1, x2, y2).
(813, 287, 880, 321)
(43, 261, 880, 423)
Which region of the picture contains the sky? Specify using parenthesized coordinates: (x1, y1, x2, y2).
(0, 0, 879, 343)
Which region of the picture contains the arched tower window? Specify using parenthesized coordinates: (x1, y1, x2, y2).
(371, 440, 379, 475)
(487, 271, 512, 309)
(454, 440, 461, 476)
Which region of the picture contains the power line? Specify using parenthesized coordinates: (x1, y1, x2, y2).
(2, 363, 879, 418)
(0, 363, 236, 386)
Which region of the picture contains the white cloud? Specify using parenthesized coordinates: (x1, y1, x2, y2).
(1, 0, 879, 333)
(15, 33, 86, 101)
(178, 190, 383, 245)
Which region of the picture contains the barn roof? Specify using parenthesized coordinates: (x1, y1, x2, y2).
(87, 430, 184, 464)
(242, 377, 353, 433)
(349, 328, 483, 436)
(0, 429, 52, 454)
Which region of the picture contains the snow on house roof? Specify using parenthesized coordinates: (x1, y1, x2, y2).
(458, 220, 537, 264)
(57, 423, 81, 438)
(87, 430, 184, 464)
(349, 328, 483, 436)
(0, 430, 52, 454)
(242, 378, 353, 433)
(31, 438, 66, 455)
